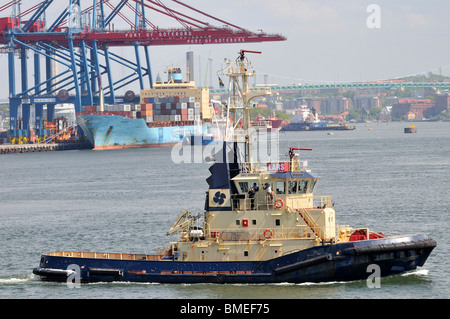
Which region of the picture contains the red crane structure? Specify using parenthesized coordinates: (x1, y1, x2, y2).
(0, 0, 286, 142)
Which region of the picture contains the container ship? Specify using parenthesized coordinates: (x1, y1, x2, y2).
(77, 68, 218, 150)
(33, 51, 435, 284)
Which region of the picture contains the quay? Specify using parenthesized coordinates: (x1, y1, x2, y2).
(0, 143, 91, 154)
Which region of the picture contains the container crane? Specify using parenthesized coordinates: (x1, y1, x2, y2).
(0, 0, 286, 143)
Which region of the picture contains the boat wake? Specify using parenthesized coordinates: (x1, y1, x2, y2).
(0, 274, 35, 285)
(400, 269, 429, 277)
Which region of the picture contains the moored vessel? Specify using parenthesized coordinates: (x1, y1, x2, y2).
(281, 105, 355, 131)
(404, 125, 417, 133)
(77, 68, 221, 150)
(33, 51, 436, 284)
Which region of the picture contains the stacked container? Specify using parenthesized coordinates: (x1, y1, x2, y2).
(140, 96, 202, 123)
(80, 96, 201, 125)
(140, 103, 153, 123)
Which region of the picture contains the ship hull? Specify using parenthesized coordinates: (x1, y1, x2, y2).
(77, 114, 210, 150)
(281, 122, 355, 131)
(33, 234, 435, 284)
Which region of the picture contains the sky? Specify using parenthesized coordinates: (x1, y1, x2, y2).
(1, 0, 450, 100)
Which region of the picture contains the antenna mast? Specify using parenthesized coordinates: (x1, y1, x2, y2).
(223, 50, 268, 171)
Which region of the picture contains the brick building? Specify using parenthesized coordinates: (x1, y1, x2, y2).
(391, 99, 434, 120)
(434, 94, 450, 114)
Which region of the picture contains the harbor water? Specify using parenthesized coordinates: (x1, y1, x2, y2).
(0, 121, 448, 299)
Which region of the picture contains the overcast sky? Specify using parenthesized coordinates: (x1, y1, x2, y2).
(1, 0, 450, 100)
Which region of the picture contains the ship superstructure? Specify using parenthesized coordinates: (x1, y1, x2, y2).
(168, 50, 336, 262)
(33, 51, 436, 284)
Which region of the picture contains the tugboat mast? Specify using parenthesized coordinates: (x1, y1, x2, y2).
(223, 50, 268, 170)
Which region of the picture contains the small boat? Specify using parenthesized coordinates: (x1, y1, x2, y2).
(404, 125, 417, 133)
(33, 51, 436, 284)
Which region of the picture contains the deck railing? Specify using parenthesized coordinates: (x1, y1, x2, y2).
(207, 226, 320, 242)
(232, 195, 332, 212)
(46, 251, 163, 260)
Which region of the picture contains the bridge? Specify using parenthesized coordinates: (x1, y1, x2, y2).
(210, 81, 450, 94)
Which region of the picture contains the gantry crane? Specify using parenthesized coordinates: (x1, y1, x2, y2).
(0, 0, 286, 142)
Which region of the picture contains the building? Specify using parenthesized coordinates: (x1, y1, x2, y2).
(353, 95, 381, 110)
(404, 111, 416, 121)
(390, 94, 450, 120)
(391, 98, 434, 120)
(320, 97, 351, 114)
(434, 93, 450, 113)
(385, 96, 398, 106)
(277, 98, 312, 111)
(378, 106, 392, 121)
(297, 97, 322, 113)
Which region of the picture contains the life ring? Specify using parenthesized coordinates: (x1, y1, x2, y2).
(275, 198, 284, 209)
(264, 229, 273, 239)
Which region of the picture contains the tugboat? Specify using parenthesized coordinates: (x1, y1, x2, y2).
(33, 51, 436, 284)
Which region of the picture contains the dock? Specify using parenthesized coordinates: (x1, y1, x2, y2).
(0, 143, 92, 154)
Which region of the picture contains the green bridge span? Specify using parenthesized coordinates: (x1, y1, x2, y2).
(210, 81, 450, 94)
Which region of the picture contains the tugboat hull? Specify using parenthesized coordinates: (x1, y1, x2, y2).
(33, 235, 436, 284)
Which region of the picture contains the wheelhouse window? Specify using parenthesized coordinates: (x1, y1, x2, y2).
(288, 181, 297, 194)
(238, 182, 248, 193)
(276, 181, 285, 194)
(250, 182, 259, 192)
(309, 179, 317, 193)
(298, 180, 308, 193)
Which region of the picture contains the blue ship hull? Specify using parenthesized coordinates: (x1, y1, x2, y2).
(33, 235, 435, 284)
(77, 114, 210, 150)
